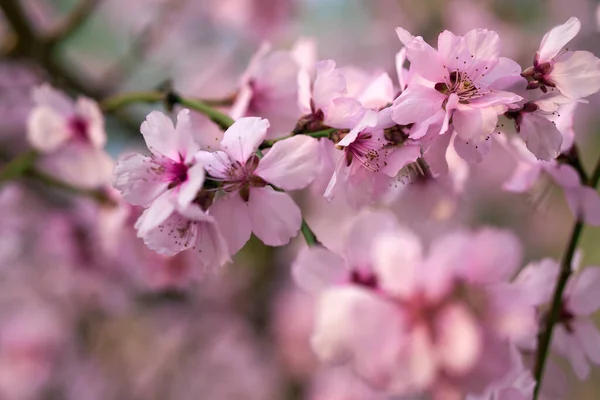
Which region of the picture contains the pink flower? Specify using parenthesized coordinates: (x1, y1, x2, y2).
(522, 17, 600, 99)
(391, 28, 523, 149)
(501, 135, 600, 226)
(305, 225, 534, 398)
(323, 110, 422, 207)
(26, 84, 113, 188)
(113, 109, 205, 211)
(230, 40, 315, 136)
(515, 258, 600, 380)
(292, 209, 399, 294)
(196, 117, 319, 254)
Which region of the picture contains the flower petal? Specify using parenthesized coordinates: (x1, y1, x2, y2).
(313, 60, 347, 112)
(453, 106, 497, 142)
(572, 318, 600, 365)
(137, 210, 197, 256)
(221, 117, 270, 163)
(436, 303, 482, 374)
(564, 186, 600, 226)
(538, 17, 581, 63)
(177, 162, 205, 208)
(550, 51, 600, 99)
(141, 111, 179, 159)
(391, 85, 446, 126)
(247, 186, 302, 246)
(517, 112, 562, 161)
(381, 144, 422, 177)
(74, 97, 106, 148)
(254, 135, 319, 190)
(27, 107, 70, 152)
(32, 84, 74, 116)
(396, 27, 446, 82)
(135, 191, 176, 238)
(113, 153, 170, 207)
(569, 267, 600, 315)
(292, 246, 348, 294)
(174, 109, 201, 161)
(195, 150, 232, 180)
(192, 218, 231, 269)
(209, 193, 252, 256)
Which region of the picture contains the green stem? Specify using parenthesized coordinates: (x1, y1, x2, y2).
(100, 90, 163, 112)
(172, 94, 234, 130)
(0, 150, 38, 185)
(300, 220, 320, 247)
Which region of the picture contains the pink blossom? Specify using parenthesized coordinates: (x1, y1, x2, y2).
(26, 84, 113, 188)
(323, 110, 421, 207)
(196, 117, 319, 253)
(501, 134, 600, 226)
(230, 40, 315, 137)
(515, 257, 600, 380)
(292, 209, 399, 294)
(306, 226, 534, 398)
(522, 17, 600, 99)
(391, 28, 523, 151)
(113, 109, 205, 213)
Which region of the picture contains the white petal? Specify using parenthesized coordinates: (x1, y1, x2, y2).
(538, 17, 581, 63)
(254, 135, 319, 190)
(27, 107, 70, 152)
(247, 186, 302, 246)
(221, 117, 269, 163)
(436, 304, 482, 374)
(292, 246, 348, 294)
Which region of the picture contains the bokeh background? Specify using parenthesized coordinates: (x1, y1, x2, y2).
(2, 0, 600, 399)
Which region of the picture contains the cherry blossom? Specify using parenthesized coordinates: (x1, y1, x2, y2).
(522, 17, 600, 99)
(515, 257, 600, 381)
(306, 225, 535, 398)
(391, 27, 523, 153)
(26, 84, 113, 188)
(196, 117, 320, 253)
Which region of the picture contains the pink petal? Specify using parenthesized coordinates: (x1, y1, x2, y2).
(176, 162, 205, 208)
(313, 60, 346, 112)
(437, 30, 463, 66)
(325, 97, 365, 129)
(247, 186, 302, 246)
(381, 144, 421, 177)
(463, 28, 501, 61)
(135, 191, 176, 238)
(113, 153, 170, 207)
(254, 135, 319, 190)
(572, 318, 600, 364)
(192, 218, 231, 269)
(137, 210, 197, 256)
(545, 163, 580, 188)
(337, 110, 378, 147)
(323, 151, 350, 200)
(174, 109, 201, 162)
(27, 107, 70, 152)
(141, 111, 179, 159)
(312, 286, 406, 387)
(74, 97, 106, 149)
(538, 17, 581, 63)
(292, 246, 348, 294)
(503, 161, 543, 192)
(478, 57, 523, 87)
(209, 193, 252, 255)
(568, 267, 600, 315)
(372, 229, 423, 298)
(468, 90, 522, 108)
(453, 106, 497, 142)
(453, 134, 492, 163)
(440, 93, 459, 136)
(553, 325, 590, 380)
(31, 84, 74, 116)
(357, 72, 394, 109)
(551, 51, 600, 99)
(195, 150, 232, 179)
(564, 186, 600, 226)
(391, 85, 446, 126)
(518, 113, 563, 161)
(396, 48, 408, 90)
(514, 258, 560, 307)
(38, 144, 113, 189)
(405, 325, 437, 390)
(396, 27, 446, 82)
(229, 83, 253, 120)
(221, 117, 270, 163)
(436, 304, 482, 374)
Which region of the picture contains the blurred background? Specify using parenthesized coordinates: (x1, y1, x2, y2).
(2, 0, 600, 399)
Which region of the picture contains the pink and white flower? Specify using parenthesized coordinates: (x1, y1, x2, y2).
(26, 84, 113, 188)
(304, 225, 535, 398)
(391, 28, 523, 151)
(196, 117, 319, 254)
(522, 17, 600, 99)
(515, 257, 600, 380)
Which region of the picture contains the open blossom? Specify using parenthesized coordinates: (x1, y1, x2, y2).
(300, 222, 534, 398)
(522, 17, 600, 99)
(323, 110, 421, 207)
(515, 257, 600, 381)
(26, 84, 113, 188)
(391, 27, 523, 155)
(230, 39, 316, 136)
(196, 117, 319, 254)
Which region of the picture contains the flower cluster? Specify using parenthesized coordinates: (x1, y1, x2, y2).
(7, 8, 600, 400)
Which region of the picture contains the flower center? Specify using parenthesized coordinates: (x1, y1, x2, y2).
(166, 160, 189, 189)
(435, 71, 485, 103)
(344, 131, 388, 173)
(68, 116, 89, 142)
(222, 154, 267, 201)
